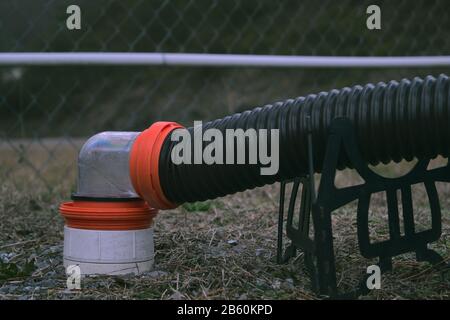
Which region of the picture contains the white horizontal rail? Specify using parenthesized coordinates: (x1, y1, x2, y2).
(1, 52, 450, 67)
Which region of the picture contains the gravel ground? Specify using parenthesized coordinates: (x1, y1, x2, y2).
(1, 166, 449, 300)
(0, 148, 449, 300)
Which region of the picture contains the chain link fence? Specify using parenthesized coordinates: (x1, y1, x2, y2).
(1, 0, 450, 193)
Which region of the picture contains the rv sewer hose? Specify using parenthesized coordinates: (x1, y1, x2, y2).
(147, 74, 450, 206)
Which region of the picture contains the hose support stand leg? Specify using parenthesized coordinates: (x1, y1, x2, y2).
(277, 117, 449, 298)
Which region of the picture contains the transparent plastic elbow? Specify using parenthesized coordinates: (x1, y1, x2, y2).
(75, 131, 140, 198)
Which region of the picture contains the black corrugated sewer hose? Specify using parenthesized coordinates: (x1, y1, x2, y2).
(157, 74, 450, 205)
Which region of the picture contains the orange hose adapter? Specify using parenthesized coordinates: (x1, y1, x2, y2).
(129, 121, 183, 210)
(59, 200, 158, 230)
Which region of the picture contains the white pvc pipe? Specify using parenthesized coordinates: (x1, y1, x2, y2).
(1, 52, 450, 68)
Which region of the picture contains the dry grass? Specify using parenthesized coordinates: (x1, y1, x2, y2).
(0, 141, 449, 300)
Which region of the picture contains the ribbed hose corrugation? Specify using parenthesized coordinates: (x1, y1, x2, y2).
(159, 74, 450, 204)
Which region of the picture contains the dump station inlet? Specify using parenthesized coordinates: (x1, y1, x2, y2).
(60, 74, 450, 275)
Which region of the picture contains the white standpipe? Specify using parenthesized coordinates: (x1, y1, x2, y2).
(63, 227, 154, 275)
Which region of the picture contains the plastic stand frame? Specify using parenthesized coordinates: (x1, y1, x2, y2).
(277, 118, 449, 298)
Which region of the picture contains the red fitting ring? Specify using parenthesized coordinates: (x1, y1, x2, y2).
(129, 122, 183, 210)
(59, 200, 157, 230)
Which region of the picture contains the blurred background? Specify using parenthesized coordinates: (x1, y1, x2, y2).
(1, 0, 450, 193)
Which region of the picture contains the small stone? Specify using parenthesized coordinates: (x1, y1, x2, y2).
(49, 245, 62, 253)
(169, 291, 184, 300)
(144, 270, 168, 278)
(255, 248, 265, 256)
(35, 260, 50, 269)
(282, 278, 294, 290)
(0, 252, 14, 263)
(271, 279, 281, 289)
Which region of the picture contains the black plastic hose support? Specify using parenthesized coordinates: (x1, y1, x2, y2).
(159, 74, 450, 204)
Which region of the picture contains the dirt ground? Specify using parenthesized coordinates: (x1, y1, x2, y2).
(0, 142, 449, 300)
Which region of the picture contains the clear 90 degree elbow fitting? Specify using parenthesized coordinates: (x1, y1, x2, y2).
(73, 121, 183, 207)
(74, 131, 140, 199)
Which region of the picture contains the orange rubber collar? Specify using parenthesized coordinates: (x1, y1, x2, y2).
(59, 200, 158, 230)
(129, 121, 183, 210)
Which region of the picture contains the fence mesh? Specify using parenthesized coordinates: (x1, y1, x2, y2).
(1, 0, 450, 193)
